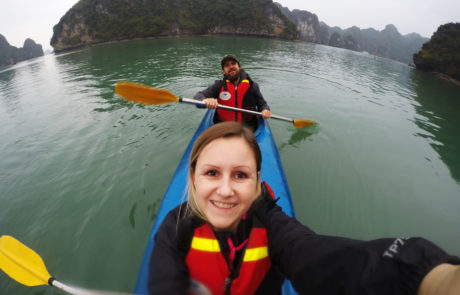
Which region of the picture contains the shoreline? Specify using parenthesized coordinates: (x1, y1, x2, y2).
(52, 33, 292, 54)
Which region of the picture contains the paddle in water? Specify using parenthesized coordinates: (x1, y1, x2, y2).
(0, 235, 128, 295)
(115, 81, 316, 128)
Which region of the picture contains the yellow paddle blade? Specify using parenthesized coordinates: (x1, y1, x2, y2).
(293, 119, 316, 128)
(0, 235, 51, 286)
(115, 81, 180, 105)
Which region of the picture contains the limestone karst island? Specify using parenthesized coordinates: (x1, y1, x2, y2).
(2, 0, 459, 82)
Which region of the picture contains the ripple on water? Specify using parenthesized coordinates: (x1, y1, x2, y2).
(1, 37, 460, 294)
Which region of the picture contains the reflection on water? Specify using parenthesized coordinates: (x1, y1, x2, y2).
(129, 203, 137, 228)
(129, 193, 161, 229)
(278, 124, 318, 151)
(147, 198, 161, 222)
(411, 70, 460, 183)
(0, 69, 19, 115)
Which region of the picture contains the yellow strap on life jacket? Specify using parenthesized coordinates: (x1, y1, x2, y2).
(243, 246, 268, 262)
(190, 237, 221, 252)
(225, 79, 250, 83)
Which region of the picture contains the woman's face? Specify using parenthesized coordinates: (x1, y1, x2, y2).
(191, 136, 259, 232)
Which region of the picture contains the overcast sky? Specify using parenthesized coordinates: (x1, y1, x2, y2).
(1, 0, 459, 51)
(277, 0, 459, 38)
(1, 0, 80, 51)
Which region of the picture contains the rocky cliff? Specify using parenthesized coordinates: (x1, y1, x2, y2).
(414, 23, 460, 82)
(50, 0, 431, 65)
(278, 6, 321, 43)
(0, 35, 44, 67)
(275, 3, 429, 64)
(51, 0, 297, 52)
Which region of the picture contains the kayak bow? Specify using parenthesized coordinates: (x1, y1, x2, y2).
(134, 109, 297, 294)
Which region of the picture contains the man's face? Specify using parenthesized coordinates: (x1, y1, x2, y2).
(222, 60, 241, 82)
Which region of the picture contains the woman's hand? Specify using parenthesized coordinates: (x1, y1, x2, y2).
(203, 98, 218, 109)
(417, 264, 460, 295)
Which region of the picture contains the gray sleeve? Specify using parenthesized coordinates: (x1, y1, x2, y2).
(193, 80, 222, 101)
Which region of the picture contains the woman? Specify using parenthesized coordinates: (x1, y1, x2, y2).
(148, 122, 460, 295)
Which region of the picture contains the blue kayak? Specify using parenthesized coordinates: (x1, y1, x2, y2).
(134, 109, 297, 294)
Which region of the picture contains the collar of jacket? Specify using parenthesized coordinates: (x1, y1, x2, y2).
(222, 70, 253, 85)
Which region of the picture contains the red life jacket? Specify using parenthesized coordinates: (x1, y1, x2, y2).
(216, 79, 251, 123)
(185, 223, 271, 295)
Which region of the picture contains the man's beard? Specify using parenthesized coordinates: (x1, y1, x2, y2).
(225, 69, 241, 82)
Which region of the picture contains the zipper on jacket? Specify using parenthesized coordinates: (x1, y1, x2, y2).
(218, 219, 249, 294)
(234, 86, 238, 122)
(224, 276, 233, 295)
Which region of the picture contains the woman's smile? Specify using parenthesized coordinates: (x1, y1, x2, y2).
(210, 200, 237, 209)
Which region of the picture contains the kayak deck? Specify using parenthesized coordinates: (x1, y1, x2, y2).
(134, 109, 296, 294)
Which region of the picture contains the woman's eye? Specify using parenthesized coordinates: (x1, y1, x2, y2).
(206, 170, 217, 176)
(235, 172, 247, 179)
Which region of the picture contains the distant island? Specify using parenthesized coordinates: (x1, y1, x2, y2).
(413, 23, 460, 84)
(275, 4, 429, 64)
(51, 0, 429, 65)
(0, 35, 44, 67)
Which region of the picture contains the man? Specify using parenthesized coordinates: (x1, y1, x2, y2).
(193, 55, 271, 130)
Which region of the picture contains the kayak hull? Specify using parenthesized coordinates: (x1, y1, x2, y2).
(134, 109, 296, 294)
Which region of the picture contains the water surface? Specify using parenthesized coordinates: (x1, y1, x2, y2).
(1, 36, 459, 294)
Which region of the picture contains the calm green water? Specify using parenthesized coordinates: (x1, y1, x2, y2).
(1, 36, 459, 294)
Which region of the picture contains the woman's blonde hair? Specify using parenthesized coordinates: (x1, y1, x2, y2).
(186, 122, 262, 220)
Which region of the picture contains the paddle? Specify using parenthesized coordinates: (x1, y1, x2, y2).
(115, 81, 316, 128)
(0, 235, 127, 295)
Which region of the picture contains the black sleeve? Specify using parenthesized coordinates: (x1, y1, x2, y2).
(264, 208, 460, 295)
(193, 80, 222, 101)
(148, 209, 190, 295)
(251, 82, 270, 111)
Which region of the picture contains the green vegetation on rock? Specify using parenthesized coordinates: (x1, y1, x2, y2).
(51, 0, 297, 52)
(50, 0, 450, 68)
(413, 23, 460, 81)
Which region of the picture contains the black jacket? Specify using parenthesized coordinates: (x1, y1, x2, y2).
(148, 186, 460, 294)
(193, 70, 270, 130)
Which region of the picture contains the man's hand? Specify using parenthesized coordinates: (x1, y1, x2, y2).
(261, 109, 271, 119)
(203, 98, 218, 109)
